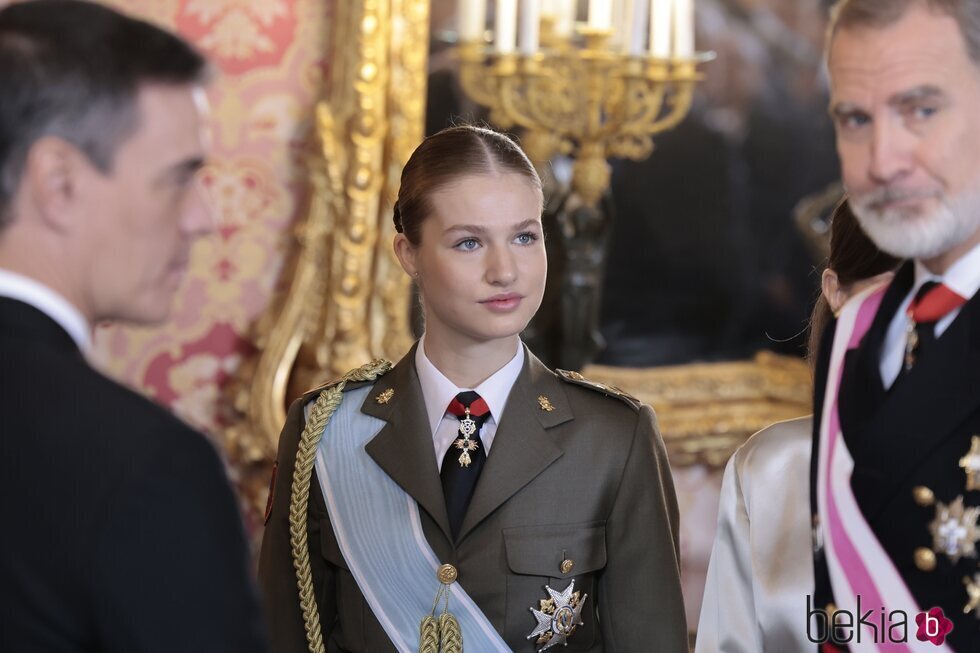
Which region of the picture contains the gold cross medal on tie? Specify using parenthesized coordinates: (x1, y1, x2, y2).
(454, 407, 479, 467)
(904, 318, 919, 371)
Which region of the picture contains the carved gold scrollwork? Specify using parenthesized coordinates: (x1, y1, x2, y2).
(584, 351, 812, 468)
(226, 0, 428, 517)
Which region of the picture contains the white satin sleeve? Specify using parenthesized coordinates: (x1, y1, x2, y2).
(696, 417, 815, 653)
(696, 452, 763, 653)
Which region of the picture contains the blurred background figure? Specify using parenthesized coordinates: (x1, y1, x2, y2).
(696, 199, 897, 652)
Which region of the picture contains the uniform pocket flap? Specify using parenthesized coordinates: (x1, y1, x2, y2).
(503, 521, 607, 577)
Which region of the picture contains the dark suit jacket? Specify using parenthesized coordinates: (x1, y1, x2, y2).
(811, 262, 980, 651)
(259, 344, 687, 652)
(0, 297, 267, 652)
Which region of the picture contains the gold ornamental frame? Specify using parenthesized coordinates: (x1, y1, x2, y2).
(226, 0, 428, 511)
(225, 0, 813, 519)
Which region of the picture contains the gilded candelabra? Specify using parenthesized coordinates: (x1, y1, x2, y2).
(458, 22, 706, 207)
(456, 18, 708, 369)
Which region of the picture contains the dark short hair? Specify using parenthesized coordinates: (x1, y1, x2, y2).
(0, 0, 208, 226)
(828, 0, 980, 65)
(393, 125, 542, 245)
(806, 198, 900, 364)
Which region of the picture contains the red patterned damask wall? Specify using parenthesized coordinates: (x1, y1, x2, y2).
(0, 0, 334, 530)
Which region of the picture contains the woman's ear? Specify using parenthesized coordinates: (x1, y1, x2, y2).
(822, 268, 845, 315)
(393, 233, 418, 278)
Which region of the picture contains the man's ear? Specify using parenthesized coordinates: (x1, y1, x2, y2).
(23, 137, 87, 233)
(393, 233, 418, 278)
(822, 268, 845, 315)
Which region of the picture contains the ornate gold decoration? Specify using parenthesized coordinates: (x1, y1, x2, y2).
(582, 351, 811, 467)
(421, 562, 462, 653)
(226, 0, 428, 517)
(964, 574, 980, 617)
(913, 486, 936, 507)
(459, 28, 707, 207)
(288, 359, 393, 653)
(375, 388, 395, 404)
(960, 436, 980, 492)
(438, 563, 458, 585)
(538, 395, 555, 412)
(914, 547, 937, 572)
(560, 559, 574, 574)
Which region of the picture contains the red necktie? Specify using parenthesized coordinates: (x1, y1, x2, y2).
(907, 282, 967, 323)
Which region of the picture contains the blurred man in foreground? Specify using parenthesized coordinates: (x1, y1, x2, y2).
(0, 1, 267, 650)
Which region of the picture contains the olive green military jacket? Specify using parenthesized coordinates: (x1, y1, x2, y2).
(258, 344, 687, 652)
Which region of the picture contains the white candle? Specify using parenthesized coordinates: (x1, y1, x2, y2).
(612, 0, 626, 47)
(625, 0, 649, 55)
(555, 0, 575, 37)
(649, 0, 671, 58)
(495, 0, 518, 53)
(519, 0, 542, 54)
(459, 0, 487, 41)
(672, 0, 694, 57)
(588, 0, 612, 29)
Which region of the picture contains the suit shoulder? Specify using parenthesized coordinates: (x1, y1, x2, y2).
(63, 361, 204, 450)
(554, 369, 642, 412)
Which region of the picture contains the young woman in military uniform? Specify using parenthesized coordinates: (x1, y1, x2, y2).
(258, 125, 687, 653)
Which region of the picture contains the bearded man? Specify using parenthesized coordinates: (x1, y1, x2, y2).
(809, 0, 980, 650)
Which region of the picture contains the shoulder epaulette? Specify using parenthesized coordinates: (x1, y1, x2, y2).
(555, 369, 641, 410)
(304, 358, 394, 397)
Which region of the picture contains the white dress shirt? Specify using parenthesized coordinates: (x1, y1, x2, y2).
(879, 241, 980, 389)
(414, 335, 524, 471)
(0, 268, 92, 354)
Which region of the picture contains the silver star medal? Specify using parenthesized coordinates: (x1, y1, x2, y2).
(526, 579, 588, 651)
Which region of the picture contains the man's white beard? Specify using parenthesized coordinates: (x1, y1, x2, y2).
(850, 184, 980, 260)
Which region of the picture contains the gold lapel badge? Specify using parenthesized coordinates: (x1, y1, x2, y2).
(375, 388, 394, 404)
(959, 436, 980, 492)
(929, 495, 980, 563)
(538, 395, 555, 412)
(526, 579, 588, 652)
(964, 574, 980, 618)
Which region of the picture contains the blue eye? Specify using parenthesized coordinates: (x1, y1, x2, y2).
(836, 111, 871, 131)
(455, 238, 480, 251)
(515, 232, 538, 245)
(907, 105, 938, 121)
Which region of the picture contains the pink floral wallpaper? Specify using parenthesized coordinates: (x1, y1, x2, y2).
(0, 0, 333, 528)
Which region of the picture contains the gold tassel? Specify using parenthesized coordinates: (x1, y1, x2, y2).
(418, 615, 440, 653)
(439, 612, 463, 653)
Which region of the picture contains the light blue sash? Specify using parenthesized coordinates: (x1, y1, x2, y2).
(313, 386, 511, 652)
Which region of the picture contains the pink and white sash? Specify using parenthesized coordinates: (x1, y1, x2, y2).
(816, 284, 953, 652)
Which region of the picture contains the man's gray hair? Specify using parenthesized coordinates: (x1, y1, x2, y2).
(828, 0, 980, 65)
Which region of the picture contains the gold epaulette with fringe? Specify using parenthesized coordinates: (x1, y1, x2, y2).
(555, 369, 641, 411)
(303, 359, 393, 397)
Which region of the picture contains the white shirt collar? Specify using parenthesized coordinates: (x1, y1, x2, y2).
(912, 239, 980, 300)
(414, 335, 525, 435)
(0, 268, 92, 354)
